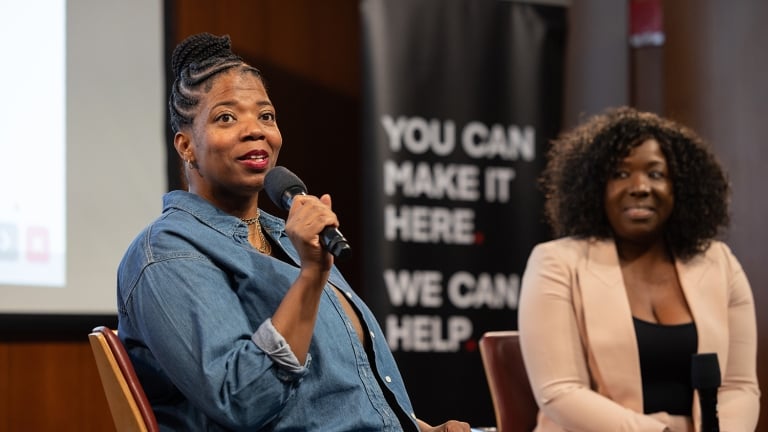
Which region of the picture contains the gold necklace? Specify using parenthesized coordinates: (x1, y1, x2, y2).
(241, 210, 272, 255)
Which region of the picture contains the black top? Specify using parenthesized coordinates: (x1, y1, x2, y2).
(633, 317, 698, 415)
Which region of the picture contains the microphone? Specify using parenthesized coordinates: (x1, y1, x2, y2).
(691, 353, 720, 432)
(264, 166, 352, 261)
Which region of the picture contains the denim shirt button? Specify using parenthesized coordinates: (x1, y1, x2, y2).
(369, 330, 375, 339)
(384, 375, 392, 383)
(411, 412, 417, 420)
(345, 291, 353, 298)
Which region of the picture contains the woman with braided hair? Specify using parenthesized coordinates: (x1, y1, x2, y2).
(518, 107, 760, 431)
(117, 33, 470, 432)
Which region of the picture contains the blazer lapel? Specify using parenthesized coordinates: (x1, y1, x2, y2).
(577, 239, 644, 412)
(676, 250, 728, 357)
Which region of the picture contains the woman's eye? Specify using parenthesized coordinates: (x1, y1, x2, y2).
(612, 170, 629, 179)
(261, 112, 276, 122)
(216, 113, 235, 123)
(649, 170, 665, 179)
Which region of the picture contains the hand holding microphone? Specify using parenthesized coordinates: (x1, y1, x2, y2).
(264, 166, 352, 261)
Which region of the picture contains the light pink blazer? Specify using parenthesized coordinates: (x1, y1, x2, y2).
(518, 237, 760, 432)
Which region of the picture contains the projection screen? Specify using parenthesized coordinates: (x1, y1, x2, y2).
(0, 0, 165, 316)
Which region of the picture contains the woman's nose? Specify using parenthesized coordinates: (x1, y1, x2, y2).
(242, 117, 264, 140)
(629, 174, 651, 195)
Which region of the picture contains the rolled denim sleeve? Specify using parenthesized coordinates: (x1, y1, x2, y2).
(253, 318, 310, 374)
(124, 257, 304, 429)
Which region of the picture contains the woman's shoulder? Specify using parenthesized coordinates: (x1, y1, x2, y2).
(695, 239, 743, 271)
(702, 239, 733, 255)
(128, 194, 237, 258)
(531, 236, 606, 256)
(523, 237, 609, 271)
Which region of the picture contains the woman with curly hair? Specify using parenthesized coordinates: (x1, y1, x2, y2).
(518, 107, 759, 431)
(117, 33, 469, 432)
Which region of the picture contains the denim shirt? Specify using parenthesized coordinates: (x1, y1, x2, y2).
(117, 191, 419, 431)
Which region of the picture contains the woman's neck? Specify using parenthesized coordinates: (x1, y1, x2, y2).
(188, 186, 261, 219)
(615, 237, 672, 265)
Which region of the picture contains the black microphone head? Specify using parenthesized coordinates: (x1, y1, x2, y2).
(691, 353, 721, 389)
(264, 166, 307, 210)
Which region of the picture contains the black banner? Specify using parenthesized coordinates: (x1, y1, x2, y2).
(360, 0, 567, 426)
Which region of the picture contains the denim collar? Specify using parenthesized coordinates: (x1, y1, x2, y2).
(162, 190, 287, 241)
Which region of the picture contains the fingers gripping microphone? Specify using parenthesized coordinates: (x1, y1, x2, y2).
(691, 353, 721, 432)
(264, 166, 352, 261)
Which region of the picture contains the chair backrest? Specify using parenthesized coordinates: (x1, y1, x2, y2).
(88, 326, 159, 432)
(479, 330, 539, 432)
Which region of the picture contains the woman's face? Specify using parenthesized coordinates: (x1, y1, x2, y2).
(176, 68, 283, 202)
(604, 138, 674, 244)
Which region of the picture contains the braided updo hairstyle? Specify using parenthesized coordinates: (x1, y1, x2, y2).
(169, 33, 262, 133)
(540, 106, 730, 260)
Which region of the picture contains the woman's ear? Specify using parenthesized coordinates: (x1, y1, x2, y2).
(174, 132, 193, 162)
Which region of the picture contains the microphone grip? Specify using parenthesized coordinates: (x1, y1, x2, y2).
(691, 353, 721, 432)
(699, 388, 719, 432)
(321, 226, 352, 261)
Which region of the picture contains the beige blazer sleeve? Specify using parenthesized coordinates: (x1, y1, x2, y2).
(690, 242, 760, 432)
(518, 238, 759, 432)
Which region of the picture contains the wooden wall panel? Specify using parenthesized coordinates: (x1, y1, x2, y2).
(0, 341, 114, 432)
(0, 344, 9, 431)
(170, 0, 360, 99)
(663, 2, 768, 430)
(562, 0, 628, 128)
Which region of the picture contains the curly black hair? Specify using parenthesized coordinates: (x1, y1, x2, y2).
(169, 33, 263, 133)
(540, 106, 730, 260)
